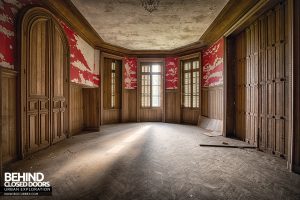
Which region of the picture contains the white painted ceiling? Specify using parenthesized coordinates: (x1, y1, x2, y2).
(71, 0, 229, 50)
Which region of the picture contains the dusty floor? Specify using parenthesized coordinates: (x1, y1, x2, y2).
(2, 123, 300, 200)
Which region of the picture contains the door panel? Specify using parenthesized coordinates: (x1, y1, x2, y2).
(52, 26, 67, 143)
(26, 19, 50, 153)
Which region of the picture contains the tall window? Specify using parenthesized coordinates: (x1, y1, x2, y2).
(111, 61, 116, 108)
(141, 63, 161, 108)
(182, 59, 200, 108)
(103, 58, 121, 109)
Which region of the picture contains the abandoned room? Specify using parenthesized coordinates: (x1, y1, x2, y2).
(0, 0, 300, 199)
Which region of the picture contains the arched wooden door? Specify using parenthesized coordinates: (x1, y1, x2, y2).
(20, 7, 69, 156)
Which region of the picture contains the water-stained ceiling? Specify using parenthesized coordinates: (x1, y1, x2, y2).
(71, 0, 229, 50)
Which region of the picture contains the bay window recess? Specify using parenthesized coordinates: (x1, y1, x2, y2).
(141, 63, 161, 108)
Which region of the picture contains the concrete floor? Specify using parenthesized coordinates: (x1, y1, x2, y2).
(3, 123, 300, 200)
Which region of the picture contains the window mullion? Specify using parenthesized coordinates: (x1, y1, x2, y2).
(150, 64, 152, 108)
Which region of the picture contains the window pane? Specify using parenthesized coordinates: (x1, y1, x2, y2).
(184, 62, 191, 70)
(152, 96, 160, 107)
(141, 74, 151, 107)
(193, 61, 199, 69)
(152, 64, 161, 72)
(111, 71, 115, 108)
(142, 65, 151, 72)
(152, 75, 160, 85)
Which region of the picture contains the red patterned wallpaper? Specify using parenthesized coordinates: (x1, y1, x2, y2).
(201, 38, 224, 87)
(0, 0, 39, 69)
(0, 0, 99, 87)
(60, 21, 99, 87)
(165, 57, 179, 89)
(123, 57, 137, 89)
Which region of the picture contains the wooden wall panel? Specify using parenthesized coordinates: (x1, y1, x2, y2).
(122, 90, 137, 122)
(83, 88, 100, 130)
(235, 32, 246, 140)
(182, 109, 201, 125)
(102, 110, 121, 124)
(69, 84, 84, 135)
(165, 91, 180, 123)
(231, 2, 288, 157)
(245, 22, 259, 145)
(259, 3, 288, 156)
(201, 86, 223, 120)
(140, 109, 162, 122)
(1, 69, 17, 163)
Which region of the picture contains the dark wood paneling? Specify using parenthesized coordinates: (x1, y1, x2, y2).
(245, 22, 259, 145)
(165, 91, 180, 123)
(1, 69, 17, 163)
(83, 88, 100, 129)
(259, 3, 288, 156)
(293, 0, 300, 173)
(201, 86, 223, 120)
(235, 32, 246, 140)
(224, 37, 236, 137)
(69, 84, 83, 135)
(230, 2, 289, 157)
(122, 90, 137, 122)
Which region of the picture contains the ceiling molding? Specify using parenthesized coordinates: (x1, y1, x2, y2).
(224, 0, 284, 37)
(200, 0, 260, 45)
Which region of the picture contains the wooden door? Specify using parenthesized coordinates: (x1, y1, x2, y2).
(21, 8, 69, 155)
(51, 24, 68, 144)
(25, 18, 51, 154)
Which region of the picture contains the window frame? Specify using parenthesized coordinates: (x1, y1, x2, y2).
(181, 58, 200, 109)
(140, 62, 162, 109)
(103, 58, 122, 110)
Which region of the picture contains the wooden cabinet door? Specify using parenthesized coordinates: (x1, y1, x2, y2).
(25, 18, 51, 153)
(51, 24, 68, 144)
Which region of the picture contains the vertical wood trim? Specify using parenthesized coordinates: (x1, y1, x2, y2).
(137, 59, 140, 122)
(223, 37, 227, 136)
(290, 0, 299, 173)
(163, 60, 166, 123)
(100, 52, 104, 125)
(178, 59, 182, 123)
(121, 58, 125, 122)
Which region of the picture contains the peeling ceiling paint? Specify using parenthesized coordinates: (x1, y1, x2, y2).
(71, 0, 229, 50)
